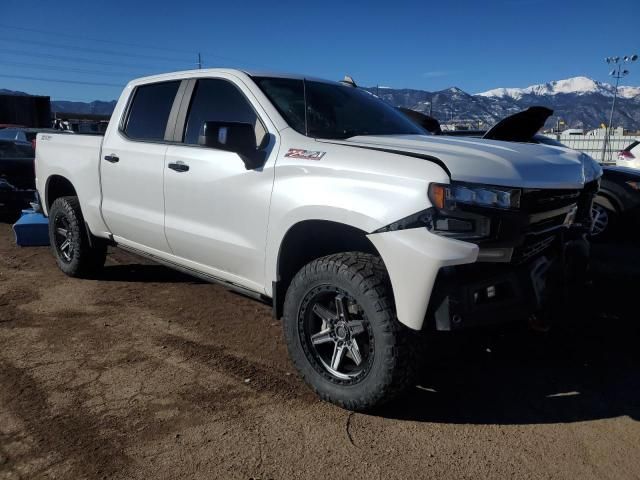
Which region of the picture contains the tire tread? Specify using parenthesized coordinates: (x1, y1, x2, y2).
(283, 252, 419, 411)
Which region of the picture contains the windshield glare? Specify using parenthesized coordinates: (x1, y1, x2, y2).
(253, 77, 426, 140)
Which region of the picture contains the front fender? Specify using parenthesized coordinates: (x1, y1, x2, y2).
(367, 228, 478, 330)
(264, 205, 381, 297)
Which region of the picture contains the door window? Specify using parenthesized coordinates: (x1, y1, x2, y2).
(123, 81, 180, 141)
(183, 79, 259, 145)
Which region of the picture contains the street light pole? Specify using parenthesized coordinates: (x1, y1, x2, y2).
(601, 54, 637, 162)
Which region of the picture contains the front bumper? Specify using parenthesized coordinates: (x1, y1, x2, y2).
(429, 254, 558, 331)
(368, 224, 590, 332)
(429, 233, 591, 331)
(368, 181, 597, 331)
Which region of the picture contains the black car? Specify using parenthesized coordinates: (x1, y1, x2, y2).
(0, 139, 36, 220)
(591, 166, 640, 239)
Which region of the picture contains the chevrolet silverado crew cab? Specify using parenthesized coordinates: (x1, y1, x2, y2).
(35, 69, 602, 410)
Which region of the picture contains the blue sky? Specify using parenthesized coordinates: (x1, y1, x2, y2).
(1, 0, 638, 101)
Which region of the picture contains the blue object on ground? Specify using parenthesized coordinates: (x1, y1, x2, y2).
(13, 209, 50, 246)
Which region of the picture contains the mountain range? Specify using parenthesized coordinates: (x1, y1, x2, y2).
(365, 76, 640, 131)
(2, 76, 640, 130)
(0, 88, 116, 116)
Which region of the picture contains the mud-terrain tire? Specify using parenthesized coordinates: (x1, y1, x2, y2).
(48, 196, 106, 277)
(283, 252, 418, 411)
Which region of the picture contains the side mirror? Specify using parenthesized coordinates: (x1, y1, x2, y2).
(198, 121, 266, 169)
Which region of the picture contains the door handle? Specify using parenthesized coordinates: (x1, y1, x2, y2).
(168, 162, 189, 172)
(104, 154, 119, 163)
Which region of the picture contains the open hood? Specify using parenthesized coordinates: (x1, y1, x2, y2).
(397, 108, 442, 134)
(482, 106, 553, 142)
(398, 106, 554, 143)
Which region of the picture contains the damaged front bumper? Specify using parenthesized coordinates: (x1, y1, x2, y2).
(428, 234, 589, 331)
(368, 181, 597, 331)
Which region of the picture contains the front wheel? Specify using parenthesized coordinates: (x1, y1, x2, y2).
(283, 252, 418, 411)
(48, 196, 107, 277)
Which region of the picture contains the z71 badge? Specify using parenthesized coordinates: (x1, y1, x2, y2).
(284, 148, 326, 160)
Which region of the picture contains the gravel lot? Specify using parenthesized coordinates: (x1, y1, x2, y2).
(0, 222, 639, 480)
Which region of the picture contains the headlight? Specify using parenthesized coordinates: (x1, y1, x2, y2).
(429, 182, 521, 210)
(425, 181, 520, 241)
(374, 182, 520, 241)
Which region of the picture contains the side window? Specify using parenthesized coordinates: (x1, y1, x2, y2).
(124, 81, 180, 141)
(183, 79, 258, 145)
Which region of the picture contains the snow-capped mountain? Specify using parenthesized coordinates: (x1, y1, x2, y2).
(478, 76, 639, 100)
(365, 76, 640, 131)
(619, 85, 640, 98)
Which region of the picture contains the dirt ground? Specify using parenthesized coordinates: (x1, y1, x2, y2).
(0, 222, 639, 480)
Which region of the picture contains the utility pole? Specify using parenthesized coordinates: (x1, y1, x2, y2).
(601, 54, 637, 162)
(197, 53, 202, 70)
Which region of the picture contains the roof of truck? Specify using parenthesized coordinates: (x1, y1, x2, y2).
(126, 68, 339, 88)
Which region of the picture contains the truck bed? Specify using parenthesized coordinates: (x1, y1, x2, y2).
(35, 132, 105, 234)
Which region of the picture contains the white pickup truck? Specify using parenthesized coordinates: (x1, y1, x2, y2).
(35, 69, 602, 410)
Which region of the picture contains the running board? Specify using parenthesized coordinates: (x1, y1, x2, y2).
(115, 243, 271, 304)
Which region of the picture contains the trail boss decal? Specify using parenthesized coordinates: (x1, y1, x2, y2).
(284, 148, 326, 160)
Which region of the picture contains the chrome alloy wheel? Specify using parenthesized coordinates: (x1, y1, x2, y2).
(53, 214, 74, 262)
(299, 287, 374, 383)
(591, 203, 610, 237)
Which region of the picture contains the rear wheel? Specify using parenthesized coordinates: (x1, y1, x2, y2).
(283, 252, 418, 411)
(48, 196, 106, 277)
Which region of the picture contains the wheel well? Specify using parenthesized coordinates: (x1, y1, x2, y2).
(272, 220, 380, 319)
(46, 175, 77, 211)
(594, 192, 620, 213)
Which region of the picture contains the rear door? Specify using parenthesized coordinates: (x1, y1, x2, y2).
(163, 75, 277, 291)
(100, 80, 184, 252)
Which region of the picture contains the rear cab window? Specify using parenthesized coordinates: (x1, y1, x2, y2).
(122, 81, 181, 141)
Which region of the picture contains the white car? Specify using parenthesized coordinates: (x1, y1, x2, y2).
(35, 69, 601, 410)
(617, 139, 640, 170)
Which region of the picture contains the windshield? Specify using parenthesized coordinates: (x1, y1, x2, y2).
(253, 76, 426, 140)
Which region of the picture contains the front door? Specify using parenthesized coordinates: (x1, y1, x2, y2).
(163, 76, 277, 292)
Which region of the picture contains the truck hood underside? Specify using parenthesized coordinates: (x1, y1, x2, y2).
(324, 135, 598, 189)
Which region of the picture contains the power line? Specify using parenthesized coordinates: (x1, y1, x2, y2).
(0, 47, 180, 71)
(0, 59, 149, 78)
(0, 23, 272, 70)
(0, 73, 124, 88)
(0, 36, 191, 64)
(0, 23, 197, 56)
